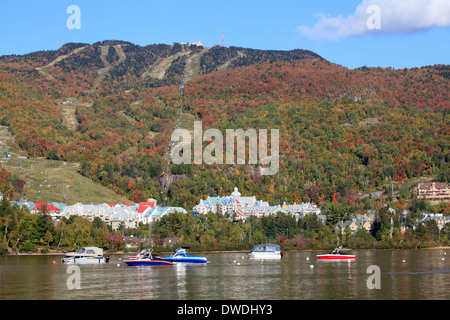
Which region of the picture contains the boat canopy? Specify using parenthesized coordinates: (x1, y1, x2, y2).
(251, 244, 280, 252)
(65, 246, 103, 257)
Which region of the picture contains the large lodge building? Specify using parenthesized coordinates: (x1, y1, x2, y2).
(417, 182, 450, 200)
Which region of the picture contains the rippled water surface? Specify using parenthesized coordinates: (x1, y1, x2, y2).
(0, 249, 448, 300)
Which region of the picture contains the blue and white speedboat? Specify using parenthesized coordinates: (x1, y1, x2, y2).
(248, 244, 282, 260)
(163, 247, 207, 264)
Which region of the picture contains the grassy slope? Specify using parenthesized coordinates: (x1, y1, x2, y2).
(0, 126, 129, 205)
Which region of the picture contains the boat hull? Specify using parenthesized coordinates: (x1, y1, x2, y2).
(248, 253, 282, 260)
(248, 244, 282, 260)
(164, 257, 207, 264)
(62, 257, 109, 264)
(162, 247, 208, 264)
(124, 259, 173, 267)
(317, 254, 355, 260)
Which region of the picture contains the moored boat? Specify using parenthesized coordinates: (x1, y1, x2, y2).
(317, 246, 355, 260)
(162, 247, 207, 264)
(248, 244, 282, 260)
(61, 247, 109, 264)
(124, 249, 173, 267)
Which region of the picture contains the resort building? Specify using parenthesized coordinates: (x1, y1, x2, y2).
(61, 203, 135, 228)
(415, 213, 450, 230)
(136, 200, 157, 224)
(11, 197, 188, 231)
(192, 186, 321, 221)
(417, 182, 450, 200)
(143, 205, 188, 224)
(13, 201, 65, 221)
(54, 199, 187, 230)
(192, 187, 261, 216)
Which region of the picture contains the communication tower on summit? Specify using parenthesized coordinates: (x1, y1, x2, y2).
(221, 29, 225, 47)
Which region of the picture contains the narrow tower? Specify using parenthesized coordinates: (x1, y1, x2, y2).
(221, 29, 225, 47)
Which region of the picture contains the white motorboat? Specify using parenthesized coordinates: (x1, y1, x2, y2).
(61, 247, 109, 264)
(248, 244, 282, 260)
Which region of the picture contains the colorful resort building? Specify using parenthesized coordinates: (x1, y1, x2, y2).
(12, 199, 187, 231)
(192, 186, 322, 221)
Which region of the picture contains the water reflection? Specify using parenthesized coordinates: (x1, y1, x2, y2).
(0, 249, 448, 300)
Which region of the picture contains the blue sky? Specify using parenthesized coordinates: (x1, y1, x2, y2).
(0, 0, 449, 69)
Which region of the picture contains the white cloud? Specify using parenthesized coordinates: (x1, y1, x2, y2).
(299, 0, 450, 40)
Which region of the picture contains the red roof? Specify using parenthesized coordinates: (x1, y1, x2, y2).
(33, 202, 60, 213)
(137, 201, 156, 213)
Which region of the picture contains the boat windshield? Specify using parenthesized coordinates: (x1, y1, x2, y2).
(138, 249, 154, 259)
(253, 245, 279, 252)
(331, 246, 342, 254)
(77, 248, 85, 254)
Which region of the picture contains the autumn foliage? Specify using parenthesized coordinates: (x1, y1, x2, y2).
(0, 41, 448, 208)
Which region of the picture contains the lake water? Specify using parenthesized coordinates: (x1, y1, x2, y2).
(0, 249, 448, 300)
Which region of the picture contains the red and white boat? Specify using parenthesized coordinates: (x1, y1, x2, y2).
(317, 246, 355, 260)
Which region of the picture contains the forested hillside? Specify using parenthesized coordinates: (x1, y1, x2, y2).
(0, 40, 448, 212)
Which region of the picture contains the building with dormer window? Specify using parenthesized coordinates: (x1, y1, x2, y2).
(417, 182, 450, 200)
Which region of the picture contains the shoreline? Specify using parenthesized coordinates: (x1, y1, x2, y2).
(3, 246, 449, 257)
